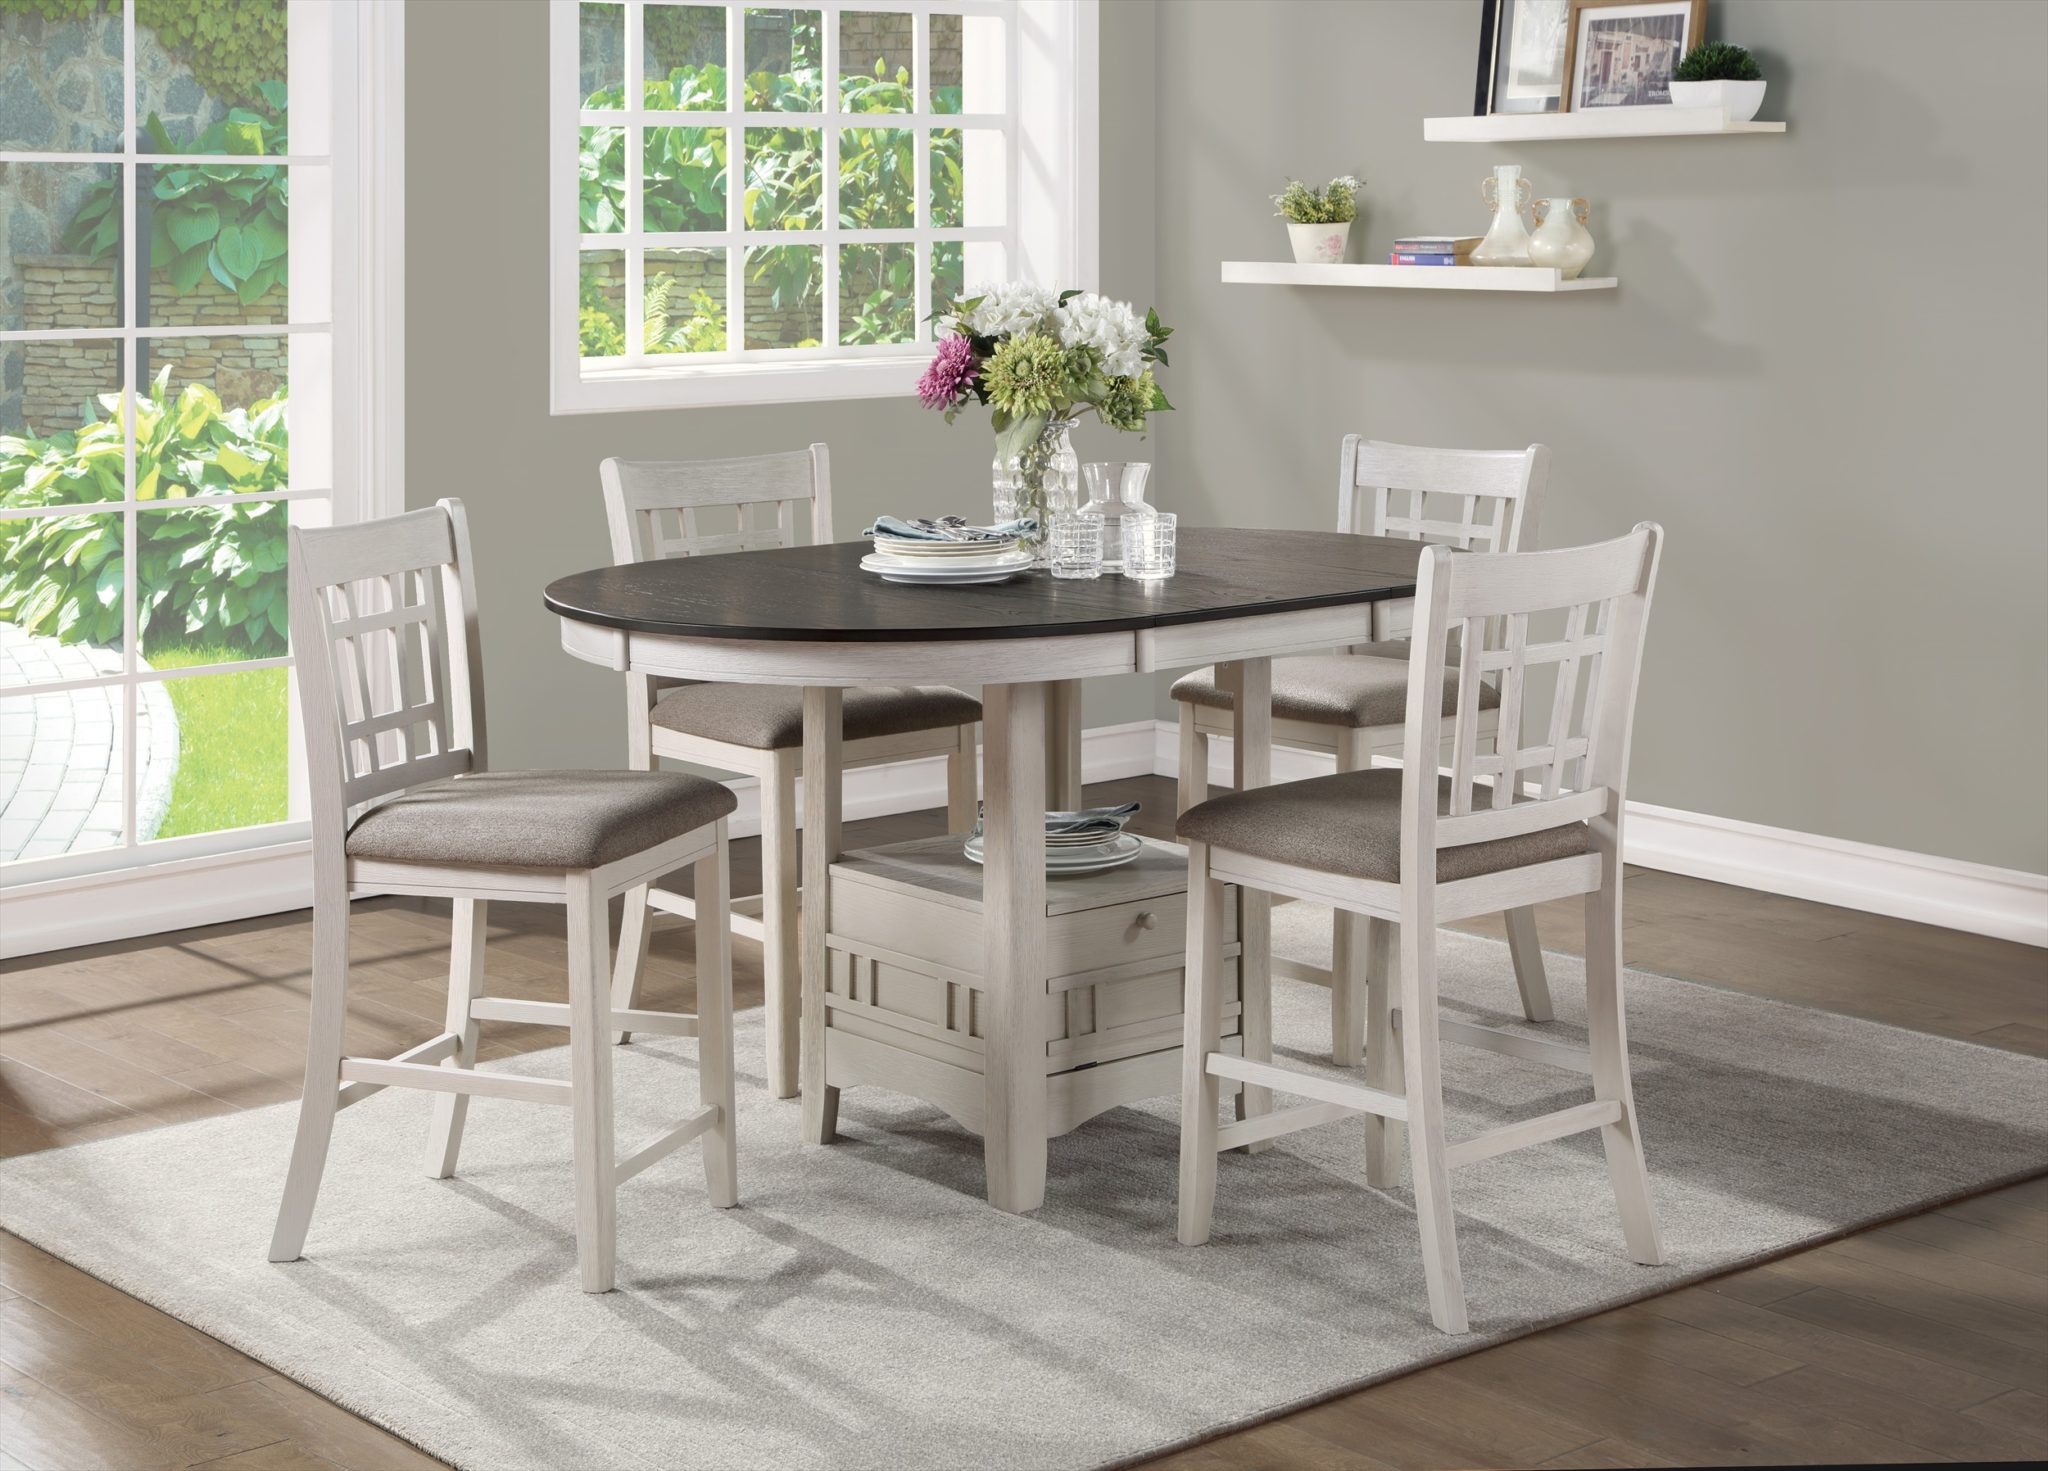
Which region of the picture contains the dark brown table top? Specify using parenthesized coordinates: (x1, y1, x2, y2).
(543, 528, 1425, 643)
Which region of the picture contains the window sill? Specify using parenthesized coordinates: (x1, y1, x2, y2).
(552, 354, 927, 415)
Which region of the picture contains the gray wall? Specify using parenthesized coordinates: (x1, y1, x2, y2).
(403, 0, 1161, 771)
(408, 0, 2047, 874)
(1149, 0, 2047, 873)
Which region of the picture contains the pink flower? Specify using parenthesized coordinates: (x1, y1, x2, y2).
(917, 333, 979, 410)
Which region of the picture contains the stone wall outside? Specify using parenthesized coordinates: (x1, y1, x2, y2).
(11, 254, 286, 435)
(1, 6, 241, 433)
(586, 248, 833, 350)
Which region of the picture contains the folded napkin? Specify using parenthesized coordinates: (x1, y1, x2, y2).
(864, 514, 1039, 543)
(971, 801, 1141, 841)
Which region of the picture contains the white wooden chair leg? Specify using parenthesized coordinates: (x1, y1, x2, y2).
(1225, 660, 1273, 1147)
(1586, 868, 1664, 1266)
(1176, 707, 1207, 817)
(695, 822, 739, 1208)
(1400, 901, 1468, 1335)
(1362, 916, 1404, 1187)
(800, 688, 844, 1144)
(945, 724, 979, 834)
(567, 871, 618, 1293)
(1330, 728, 1372, 1068)
(1503, 905, 1555, 1023)
(761, 749, 801, 1100)
(1177, 843, 1225, 1245)
(269, 869, 349, 1262)
(613, 673, 658, 1046)
(425, 897, 487, 1178)
(609, 884, 654, 1046)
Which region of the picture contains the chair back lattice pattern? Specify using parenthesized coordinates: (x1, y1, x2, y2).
(289, 501, 486, 837)
(1337, 437, 1549, 555)
(601, 445, 833, 566)
(1404, 523, 1664, 865)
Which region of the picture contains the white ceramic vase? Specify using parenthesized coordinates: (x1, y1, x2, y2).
(1470, 164, 1533, 267)
(1287, 220, 1351, 264)
(1668, 78, 1767, 122)
(1528, 197, 1595, 280)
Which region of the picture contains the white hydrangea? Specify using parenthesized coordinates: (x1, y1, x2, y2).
(1054, 291, 1147, 378)
(958, 281, 1058, 339)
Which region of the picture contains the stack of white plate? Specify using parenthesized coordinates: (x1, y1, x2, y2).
(963, 825, 1143, 873)
(863, 534, 1032, 585)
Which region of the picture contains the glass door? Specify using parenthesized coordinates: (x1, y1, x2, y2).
(0, 0, 346, 882)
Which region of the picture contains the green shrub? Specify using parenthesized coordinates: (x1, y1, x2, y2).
(1674, 42, 1762, 82)
(0, 367, 290, 656)
(1272, 175, 1361, 225)
(580, 63, 962, 337)
(62, 89, 290, 306)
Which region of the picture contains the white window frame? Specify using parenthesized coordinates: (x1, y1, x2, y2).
(0, 0, 404, 957)
(548, 0, 1098, 414)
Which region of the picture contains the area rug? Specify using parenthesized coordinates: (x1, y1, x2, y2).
(2, 912, 2044, 1471)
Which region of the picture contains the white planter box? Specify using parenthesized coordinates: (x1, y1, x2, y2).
(1669, 78, 1767, 122)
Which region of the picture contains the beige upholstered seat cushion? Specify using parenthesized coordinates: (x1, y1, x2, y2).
(651, 683, 981, 750)
(1176, 768, 1590, 884)
(1169, 653, 1498, 730)
(346, 770, 738, 870)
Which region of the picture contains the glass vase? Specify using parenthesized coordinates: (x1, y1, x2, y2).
(993, 416, 1079, 563)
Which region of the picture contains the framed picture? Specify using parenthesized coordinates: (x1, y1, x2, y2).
(1474, 0, 1573, 115)
(1561, 0, 1706, 112)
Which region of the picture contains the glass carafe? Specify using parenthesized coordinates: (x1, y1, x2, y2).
(1077, 461, 1155, 571)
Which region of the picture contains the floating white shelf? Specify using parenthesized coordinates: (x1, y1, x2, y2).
(1221, 261, 1615, 293)
(1424, 109, 1785, 142)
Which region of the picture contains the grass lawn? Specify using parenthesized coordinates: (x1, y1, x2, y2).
(147, 643, 289, 840)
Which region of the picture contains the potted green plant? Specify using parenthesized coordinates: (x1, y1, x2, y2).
(1272, 175, 1361, 265)
(1670, 42, 1766, 122)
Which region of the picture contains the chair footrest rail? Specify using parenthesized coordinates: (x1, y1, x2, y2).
(469, 997, 699, 1038)
(337, 1056, 574, 1106)
(614, 1106, 721, 1186)
(1443, 1099, 1621, 1169)
(1205, 1053, 1409, 1119)
(1436, 1016, 1592, 1075)
(334, 1032, 462, 1109)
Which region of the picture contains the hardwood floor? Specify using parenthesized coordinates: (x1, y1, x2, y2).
(1, 774, 2042, 1469)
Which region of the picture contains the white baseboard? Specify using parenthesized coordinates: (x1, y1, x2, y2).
(8, 718, 2040, 957)
(2, 840, 313, 960)
(1151, 721, 2048, 948)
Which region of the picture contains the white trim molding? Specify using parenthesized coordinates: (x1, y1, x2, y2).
(2, 841, 312, 960)
(1153, 723, 2048, 949)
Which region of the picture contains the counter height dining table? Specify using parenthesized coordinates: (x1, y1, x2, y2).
(545, 528, 1428, 1212)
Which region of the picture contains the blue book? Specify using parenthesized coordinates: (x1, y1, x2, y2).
(1389, 252, 1461, 266)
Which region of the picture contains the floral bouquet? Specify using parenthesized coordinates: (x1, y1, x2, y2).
(916, 283, 1172, 554)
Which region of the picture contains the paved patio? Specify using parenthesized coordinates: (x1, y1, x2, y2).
(0, 625, 179, 862)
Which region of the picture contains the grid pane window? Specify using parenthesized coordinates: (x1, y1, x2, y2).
(0, 0, 326, 870)
(571, 1, 1015, 373)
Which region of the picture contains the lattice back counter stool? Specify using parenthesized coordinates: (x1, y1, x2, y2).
(268, 499, 739, 1292)
(1176, 524, 1668, 1334)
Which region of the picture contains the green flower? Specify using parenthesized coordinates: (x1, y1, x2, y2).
(983, 333, 1070, 419)
(1099, 369, 1157, 432)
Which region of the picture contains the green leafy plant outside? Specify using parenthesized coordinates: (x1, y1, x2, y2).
(1272, 175, 1361, 225)
(1674, 42, 1762, 82)
(60, 89, 290, 306)
(0, 367, 290, 656)
(579, 60, 963, 345)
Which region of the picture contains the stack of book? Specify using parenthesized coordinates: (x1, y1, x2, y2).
(1389, 235, 1479, 266)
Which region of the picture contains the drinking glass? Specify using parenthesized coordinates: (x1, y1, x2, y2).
(1048, 514, 1105, 579)
(1077, 461, 1155, 570)
(1122, 512, 1176, 580)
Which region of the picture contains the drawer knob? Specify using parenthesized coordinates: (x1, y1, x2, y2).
(1134, 911, 1157, 931)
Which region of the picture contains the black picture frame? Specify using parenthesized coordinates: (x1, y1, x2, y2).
(1474, 0, 1572, 116)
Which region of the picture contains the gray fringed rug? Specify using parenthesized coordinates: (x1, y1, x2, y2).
(2, 910, 2043, 1471)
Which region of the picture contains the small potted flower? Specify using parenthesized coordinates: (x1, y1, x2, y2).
(1670, 42, 1767, 122)
(1273, 175, 1361, 265)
